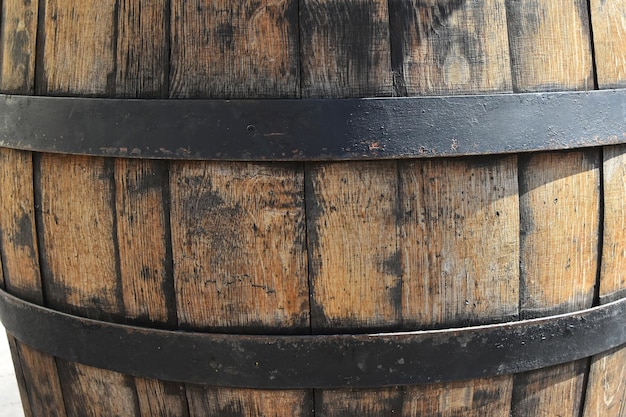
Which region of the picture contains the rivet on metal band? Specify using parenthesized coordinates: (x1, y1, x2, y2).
(0, 89, 625, 161)
(0, 288, 624, 389)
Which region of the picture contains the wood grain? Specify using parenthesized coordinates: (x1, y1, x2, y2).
(402, 376, 513, 417)
(36, 15, 129, 417)
(589, 0, 626, 88)
(518, 152, 599, 318)
(300, 0, 393, 98)
(37, 154, 141, 417)
(505, 0, 594, 92)
(0, 2, 67, 415)
(388, 1, 517, 414)
(185, 386, 311, 417)
(399, 156, 519, 328)
(113, 2, 189, 415)
(169, 161, 312, 416)
(301, 1, 400, 414)
(506, 2, 599, 415)
(306, 161, 401, 332)
(582, 6, 626, 415)
(0, 0, 39, 93)
(6, 334, 34, 417)
(169, 0, 299, 99)
(315, 389, 403, 417)
(583, 346, 626, 417)
(39, 0, 117, 96)
(389, 0, 512, 96)
(512, 361, 588, 417)
(513, 151, 599, 416)
(0, 149, 67, 417)
(170, 161, 310, 333)
(168, 2, 311, 415)
(115, 0, 169, 98)
(38, 0, 191, 415)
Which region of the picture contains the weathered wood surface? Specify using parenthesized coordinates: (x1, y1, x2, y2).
(300, 0, 393, 98)
(506, 0, 594, 92)
(168, 1, 312, 416)
(506, 2, 599, 416)
(590, 0, 626, 88)
(391, 1, 517, 415)
(583, 3, 626, 414)
(169, 0, 299, 99)
(306, 160, 401, 332)
(0, 1, 67, 415)
(36, 1, 188, 416)
(301, 1, 401, 414)
(389, 0, 512, 96)
(0, 0, 39, 94)
(0, 1, 624, 416)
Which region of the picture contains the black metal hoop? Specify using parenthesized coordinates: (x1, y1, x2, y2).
(0, 89, 625, 161)
(0, 288, 624, 389)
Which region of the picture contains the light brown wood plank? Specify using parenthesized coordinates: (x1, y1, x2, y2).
(10, 342, 68, 417)
(399, 156, 519, 417)
(583, 6, 626, 414)
(389, 0, 512, 95)
(590, 0, 626, 88)
(38, 155, 122, 318)
(315, 389, 403, 416)
(0, 0, 38, 93)
(301, 1, 400, 414)
(168, 2, 310, 414)
(115, 0, 169, 98)
(0, 149, 67, 417)
(300, 0, 393, 98)
(0, 6, 68, 411)
(185, 386, 311, 417)
(57, 360, 140, 417)
(39, 0, 117, 95)
(388, 1, 517, 414)
(169, 160, 312, 416)
(115, 160, 176, 328)
(583, 346, 626, 417)
(113, 2, 189, 415)
(518, 152, 599, 318)
(6, 335, 34, 417)
(115, 159, 189, 417)
(399, 157, 519, 328)
(170, 161, 309, 332)
(505, 0, 594, 92)
(598, 146, 626, 302)
(513, 151, 600, 417)
(402, 376, 513, 417)
(512, 361, 588, 417)
(0, 149, 43, 304)
(135, 378, 189, 417)
(306, 161, 401, 331)
(37, 154, 140, 417)
(582, 147, 626, 417)
(169, 0, 299, 99)
(506, 3, 599, 415)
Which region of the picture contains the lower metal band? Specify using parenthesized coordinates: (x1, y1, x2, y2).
(0, 89, 625, 160)
(0, 288, 624, 389)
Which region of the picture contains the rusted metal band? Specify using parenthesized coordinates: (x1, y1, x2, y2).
(0, 89, 625, 161)
(0, 288, 624, 389)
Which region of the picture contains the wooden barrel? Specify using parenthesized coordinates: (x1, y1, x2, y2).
(0, 1, 624, 416)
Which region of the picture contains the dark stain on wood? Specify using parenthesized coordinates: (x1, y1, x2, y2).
(389, 0, 467, 96)
(300, 0, 392, 97)
(11, 214, 36, 254)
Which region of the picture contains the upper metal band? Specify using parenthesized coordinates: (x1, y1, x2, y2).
(0, 288, 624, 389)
(0, 89, 625, 161)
